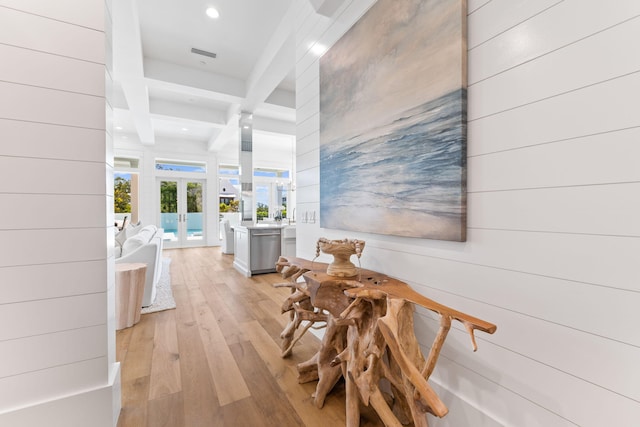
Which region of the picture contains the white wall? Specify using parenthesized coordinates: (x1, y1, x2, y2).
(0, 1, 120, 426)
(294, 0, 640, 426)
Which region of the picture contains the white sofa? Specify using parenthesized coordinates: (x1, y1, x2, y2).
(115, 224, 164, 307)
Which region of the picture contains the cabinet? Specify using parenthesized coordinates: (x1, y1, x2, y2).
(233, 225, 292, 277)
(233, 226, 249, 276)
(281, 226, 296, 257)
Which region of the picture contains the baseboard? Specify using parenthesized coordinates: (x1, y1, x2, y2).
(233, 259, 251, 277)
(428, 378, 504, 427)
(0, 362, 122, 427)
(111, 362, 122, 426)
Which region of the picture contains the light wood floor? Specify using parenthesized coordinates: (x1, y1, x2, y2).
(116, 246, 384, 427)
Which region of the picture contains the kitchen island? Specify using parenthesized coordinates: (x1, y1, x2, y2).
(232, 223, 295, 277)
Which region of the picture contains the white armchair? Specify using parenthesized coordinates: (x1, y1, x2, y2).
(221, 219, 234, 254)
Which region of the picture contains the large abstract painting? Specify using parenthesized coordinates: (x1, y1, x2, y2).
(319, 0, 467, 241)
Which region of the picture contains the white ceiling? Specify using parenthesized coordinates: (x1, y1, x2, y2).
(112, 0, 298, 153)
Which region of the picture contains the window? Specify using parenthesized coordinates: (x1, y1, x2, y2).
(113, 172, 140, 227)
(114, 157, 140, 227)
(156, 160, 206, 173)
(254, 168, 290, 221)
(217, 165, 291, 221)
(219, 165, 240, 214)
(114, 173, 132, 213)
(219, 165, 239, 176)
(254, 167, 289, 178)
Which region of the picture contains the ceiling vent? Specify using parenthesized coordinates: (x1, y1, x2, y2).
(191, 47, 217, 59)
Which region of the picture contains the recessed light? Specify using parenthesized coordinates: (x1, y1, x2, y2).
(115, 126, 123, 130)
(206, 7, 219, 19)
(310, 42, 327, 56)
(181, 127, 189, 131)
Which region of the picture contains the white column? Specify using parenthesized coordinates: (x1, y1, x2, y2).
(239, 112, 254, 224)
(0, 1, 120, 425)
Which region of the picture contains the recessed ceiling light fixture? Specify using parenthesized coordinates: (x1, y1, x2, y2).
(310, 42, 327, 56)
(206, 7, 219, 19)
(181, 127, 189, 132)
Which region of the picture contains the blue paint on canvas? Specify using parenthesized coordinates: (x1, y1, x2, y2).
(320, 89, 466, 241)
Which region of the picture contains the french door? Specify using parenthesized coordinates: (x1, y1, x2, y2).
(158, 178, 205, 248)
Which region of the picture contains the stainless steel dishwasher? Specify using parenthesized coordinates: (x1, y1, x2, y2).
(249, 228, 281, 274)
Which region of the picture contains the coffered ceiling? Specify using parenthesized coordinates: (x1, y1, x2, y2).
(111, 0, 297, 153)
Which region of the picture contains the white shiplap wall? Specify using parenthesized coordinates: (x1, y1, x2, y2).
(0, 1, 120, 426)
(294, 0, 640, 426)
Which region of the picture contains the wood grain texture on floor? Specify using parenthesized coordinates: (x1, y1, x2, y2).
(116, 247, 384, 427)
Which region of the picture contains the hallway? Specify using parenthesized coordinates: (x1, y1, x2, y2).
(116, 247, 384, 426)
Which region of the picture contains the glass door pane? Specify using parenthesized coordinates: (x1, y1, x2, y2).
(185, 181, 203, 242)
(255, 183, 270, 222)
(158, 179, 206, 248)
(160, 180, 179, 247)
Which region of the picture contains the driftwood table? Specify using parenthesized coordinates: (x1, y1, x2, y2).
(275, 256, 497, 427)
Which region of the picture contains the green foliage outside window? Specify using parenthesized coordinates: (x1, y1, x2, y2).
(160, 181, 177, 213)
(220, 200, 239, 213)
(256, 202, 269, 220)
(114, 176, 131, 213)
(186, 182, 203, 213)
(160, 181, 203, 213)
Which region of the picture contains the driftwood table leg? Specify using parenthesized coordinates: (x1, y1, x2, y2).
(336, 295, 390, 427)
(311, 315, 347, 408)
(345, 369, 360, 427)
(378, 298, 448, 421)
(274, 256, 496, 427)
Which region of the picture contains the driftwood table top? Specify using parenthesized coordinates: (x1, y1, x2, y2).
(282, 256, 496, 335)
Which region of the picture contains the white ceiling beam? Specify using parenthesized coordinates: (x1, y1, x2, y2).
(144, 59, 246, 104)
(207, 5, 297, 151)
(144, 60, 295, 151)
(242, 22, 296, 111)
(149, 98, 227, 125)
(150, 114, 225, 139)
(241, 36, 295, 112)
(113, 0, 154, 144)
(265, 88, 295, 109)
(253, 116, 296, 135)
(207, 107, 240, 152)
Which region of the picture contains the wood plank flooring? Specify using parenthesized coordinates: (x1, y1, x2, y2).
(116, 247, 384, 427)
